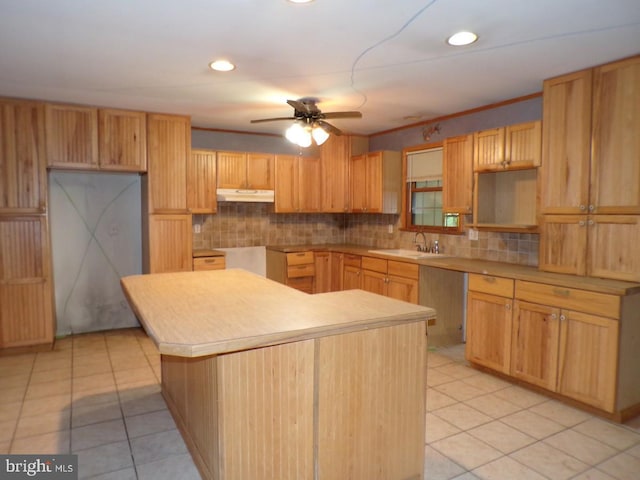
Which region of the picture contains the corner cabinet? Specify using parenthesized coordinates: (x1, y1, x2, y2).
(274, 155, 321, 213)
(319, 135, 368, 212)
(539, 55, 640, 282)
(0, 99, 47, 214)
(0, 216, 54, 349)
(350, 151, 401, 213)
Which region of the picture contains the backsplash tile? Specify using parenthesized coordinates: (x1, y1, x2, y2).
(193, 205, 539, 267)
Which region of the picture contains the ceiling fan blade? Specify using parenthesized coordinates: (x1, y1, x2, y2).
(250, 117, 296, 123)
(316, 120, 342, 136)
(321, 111, 363, 119)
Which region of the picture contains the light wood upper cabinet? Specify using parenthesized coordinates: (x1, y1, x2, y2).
(146, 214, 192, 273)
(590, 56, 640, 214)
(46, 104, 147, 172)
(474, 121, 541, 172)
(146, 113, 190, 213)
(45, 103, 99, 169)
(98, 109, 147, 171)
(0, 216, 54, 349)
(217, 151, 274, 190)
(350, 151, 401, 213)
(0, 99, 47, 213)
(188, 149, 217, 214)
(540, 213, 640, 282)
(319, 135, 368, 212)
(540, 70, 593, 214)
(442, 134, 473, 214)
(274, 154, 321, 213)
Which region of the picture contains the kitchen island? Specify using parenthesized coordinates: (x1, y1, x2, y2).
(121, 269, 435, 480)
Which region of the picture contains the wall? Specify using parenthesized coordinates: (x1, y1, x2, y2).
(192, 95, 543, 267)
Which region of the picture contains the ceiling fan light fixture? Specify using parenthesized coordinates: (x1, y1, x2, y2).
(311, 124, 330, 145)
(285, 122, 312, 148)
(209, 59, 235, 72)
(446, 31, 478, 46)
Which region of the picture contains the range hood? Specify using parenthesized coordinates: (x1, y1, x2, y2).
(216, 188, 274, 203)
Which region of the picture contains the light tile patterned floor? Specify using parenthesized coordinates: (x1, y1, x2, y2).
(1, 329, 639, 479)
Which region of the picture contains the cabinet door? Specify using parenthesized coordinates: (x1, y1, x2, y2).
(473, 128, 504, 172)
(362, 269, 386, 296)
(443, 134, 473, 214)
(45, 103, 98, 169)
(147, 214, 192, 273)
(540, 70, 592, 214)
(330, 252, 344, 292)
(298, 156, 321, 212)
(188, 149, 217, 213)
(349, 154, 368, 212)
(539, 215, 588, 276)
(365, 152, 384, 213)
(504, 121, 541, 169)
(147, 114, 190, 213)
(320, 135, 350, 212)
(588, 215, 640, 282)
(98, 109, 147, 171)
(387, 275, 419, 304)
(274, 154, 298, 213)
(591, 56, 640, 214)
(557, 310, 618, 412)
(246, 152, 274, 190)
(511, 301, 560, 390)
(217, 151, 247, 189)
(0, 216, 54, 348)
(0, 100, 47, 213)
(314, 252, 331, 294)
(343, 265, 362, 290)
(466, 291, 512, 374)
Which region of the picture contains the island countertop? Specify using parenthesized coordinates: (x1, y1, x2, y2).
(121, 269, 435, 358)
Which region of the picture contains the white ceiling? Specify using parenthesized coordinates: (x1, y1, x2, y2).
(1, 0, 639, 137)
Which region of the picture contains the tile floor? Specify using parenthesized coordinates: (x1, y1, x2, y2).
(1, 328, 639, 480)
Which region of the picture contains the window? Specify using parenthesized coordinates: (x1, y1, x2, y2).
(402, 144, 460, 232)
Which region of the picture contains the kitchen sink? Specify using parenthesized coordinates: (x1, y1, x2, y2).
(367, 249, 448, 259)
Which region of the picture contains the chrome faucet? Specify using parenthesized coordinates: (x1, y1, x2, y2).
(413, 232, 428, 252)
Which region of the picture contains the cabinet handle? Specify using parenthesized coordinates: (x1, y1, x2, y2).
(295, 253, 306, 257)
(588, 219, 595, 226)
(578, 220, 585, 227)
(505, 303, 511, 310)
(552, 288, 571, 297)
(550, 313, 557, 320)
(579, 204, 586, 211)
(204, 259, 217, 264)
(483, 276, 497, 283)
(560, 314, 566, 322)
(588, 204, 595, 212)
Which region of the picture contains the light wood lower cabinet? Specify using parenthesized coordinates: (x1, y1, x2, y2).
(145, 214, 193, 273)
(192, 256, 225, 271)
(314, 251, 331, 293)
(469, 275, 640, 418)
(266, 250, 315, 294)
(0, 216, 54, 349)
(330, 252, 344, 292)
(342, 254, 362, 290)
(361, 256, 419, 304)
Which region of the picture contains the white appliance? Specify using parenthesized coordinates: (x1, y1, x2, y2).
(216, 188, 274, 203)
(217, 246, 267, 276)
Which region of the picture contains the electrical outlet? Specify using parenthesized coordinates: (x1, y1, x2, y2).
(194, 223, 201, 234)
(468, 228, 478, 241)
(388, 224, 393, 234)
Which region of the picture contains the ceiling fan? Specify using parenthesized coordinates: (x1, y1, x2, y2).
(250, 99, 362, 146)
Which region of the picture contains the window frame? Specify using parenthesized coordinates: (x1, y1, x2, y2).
(401, 141, 463, 234)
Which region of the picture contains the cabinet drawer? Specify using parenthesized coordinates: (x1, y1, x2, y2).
(287, 263, 315, 278)
(468, 273, 514, 297)
(286, 251, 314, 266)
(361, 256, 387, 273)
(193, 257, 225, 271)
(286, 276, 314, 293)
(343, 254, 362, 268)
(515, 280, 620, 319)
(388, 260, 419, 280)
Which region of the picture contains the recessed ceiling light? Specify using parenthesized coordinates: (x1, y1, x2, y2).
(446, 31, 478, 46)
(209, 60, 235, 72)
(288, 0, 314, 3)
